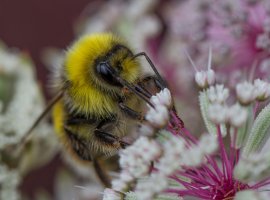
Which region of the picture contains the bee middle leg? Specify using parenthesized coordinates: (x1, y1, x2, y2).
(94, 119, 130, 149)
(118, 101, 144, 121)
(64, 116, 129, 187)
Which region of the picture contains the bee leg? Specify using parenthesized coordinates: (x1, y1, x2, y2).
(93, 158, 111, 188)
(139, 75, 166, 93)
(96, 118, 130, 148)
(64, 125, 120, 188)
(94, 129, 129, 149)
(132, 52, 167, 89)
(66, 116, 97, 125)
(118, 101, 144, 121)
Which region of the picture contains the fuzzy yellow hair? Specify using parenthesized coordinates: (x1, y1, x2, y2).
(61, 33, 141, 117)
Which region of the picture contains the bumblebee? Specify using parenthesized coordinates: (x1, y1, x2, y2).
(23, 33, 166, 187)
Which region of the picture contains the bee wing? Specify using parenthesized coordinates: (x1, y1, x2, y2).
(41, 48, 66, 90)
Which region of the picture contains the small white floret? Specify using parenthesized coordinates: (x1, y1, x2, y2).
(253, 79, 270, 101)
(195, 69, 215, 88)
(146, 105, 169, 128)
(208, 103, 228, 124)
(228, 104, 248, 127)
(103, 189, 122, 200)
(198, 133, 218, 154)
(155, 88, 172, 108)
(236, 81, 256, 105)
(207, 84, 229, 104)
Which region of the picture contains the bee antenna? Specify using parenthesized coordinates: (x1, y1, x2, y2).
(18, 90, 63, 150)
(132, 52, 167, 89)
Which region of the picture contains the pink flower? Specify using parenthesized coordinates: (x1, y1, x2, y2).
(165, 0, 270, 86)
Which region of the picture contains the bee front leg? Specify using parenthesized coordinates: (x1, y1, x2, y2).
(139, 75, 167, 92)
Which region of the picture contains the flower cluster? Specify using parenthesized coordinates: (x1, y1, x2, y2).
(103, 88, 218, 200)
(0, 44, 57, 200)
(103, 50, 270, 200)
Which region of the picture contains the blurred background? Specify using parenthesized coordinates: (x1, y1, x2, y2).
(0, 0, 269, 199)
(0, 0, 91, 98)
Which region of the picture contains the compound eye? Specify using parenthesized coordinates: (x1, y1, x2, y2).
(96, 63, 122, 87)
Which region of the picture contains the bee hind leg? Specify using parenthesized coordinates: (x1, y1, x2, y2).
(93, 158, 111, 188)
(64, 126, 115, 187)
(94, 129, 129, 149)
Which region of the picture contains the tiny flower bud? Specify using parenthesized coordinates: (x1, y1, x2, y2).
(253, 79, 270, 101)
(146, 105, 169, 128)
(228, 104, 248, 127)
(155, 88, 172, 108)
(208, 103, 228, 124)
(236, 81, 256, 105)
(207, 84, 229, 104)
(195, 69, 215, 89)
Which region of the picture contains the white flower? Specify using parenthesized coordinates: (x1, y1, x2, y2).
(103, 189, 122, 200)
(134, 174, 168, 200)
(154, 88, 172, 108)
(145, 105, 169, 128)
(119, 171, 133, 183)
(137, 139, 161, 161)
(111, 179, 127, 192)
(186, 47, 215, 88)
(182, 147, 204, 166)
(146, 88, 172, 128)
(195, 69, 215, 88)
(234, 153, 270, 183)
(208, 103, 228, 124)
(207, 84, 229, 104)
(119, 137, 161, 179)
(138, 124, 154, 136)
(236, 81, 256, 105)
(156, 136, 185, 175)
(228, 103, 248, 127)
(253, 79, 270, 101)
(198, 133, 218, 154)
(183, 134, 217, 166)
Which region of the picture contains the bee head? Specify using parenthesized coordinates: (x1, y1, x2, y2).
(65, 33, 141, 93)
(96, 62, 122, 87)
(95, 46, 141, 90)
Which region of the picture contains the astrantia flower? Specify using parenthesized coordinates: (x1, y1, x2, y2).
(103, 65, 270, 200)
